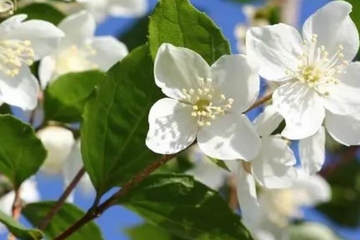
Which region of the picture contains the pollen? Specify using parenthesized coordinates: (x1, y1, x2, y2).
(0, 40, 35, 77)
(287, 34, 348, 95)
(182, 77, 234, 127)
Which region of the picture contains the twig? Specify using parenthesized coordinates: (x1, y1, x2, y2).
(53, 154, 176, 240)
(38, 166, 86, 230)
(8, 189, 21, 240)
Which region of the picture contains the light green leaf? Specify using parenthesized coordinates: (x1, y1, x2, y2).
(119, 174, 253, 240)
(16, 3, 65, 25)
(0, 210, 43, 240)
(207, 157, 231, 172)
(149, 0, 231, 65)
(81, 45, 163, 195)
(23, 201, 103, 240)
(0, 115, 46, 188)
(44, 70, 104, 123)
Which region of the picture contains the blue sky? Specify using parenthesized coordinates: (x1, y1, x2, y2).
(1, 0, 344, 239)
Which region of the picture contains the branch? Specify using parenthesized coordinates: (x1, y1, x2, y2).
(8, 189, 21, 240)
(53, 154, 176, 240)
(38, 166, 86, 230)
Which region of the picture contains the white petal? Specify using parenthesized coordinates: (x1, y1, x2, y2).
(58, 11, 96, 47)
(299, 127, 326, 175)
(253, 105, 283, 137)
(0, 66, 39, 110)
(294, 170, 331, 206)
(154, 43, 211, 100)
(273, 81, 325, 139)
(236, 163, 261, 229)
(108, 0, 148, 17)
(302, 1, 359, 61)
(246, 24, 303, 81)
(5, 19, 64, 60)
(146, 98, 197, 154)
(36, 126, 75, 175)
(39, 55, 56, 89)
(319, 62, 360, 115)
(252, 136, 297, 189)
(325, 112, 360, 146)
(88, 36, 128, 71)
(197, 112, 260, 160)
(19, 177, 40, 203)
(0, 14, 27, 32)
(211, 54, 260, 113)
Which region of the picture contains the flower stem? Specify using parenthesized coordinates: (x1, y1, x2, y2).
(53, 154, 176, 240)
(244, 92, 272, 113)
(7, 188, 21, 240)
(38, 166, 86, 230)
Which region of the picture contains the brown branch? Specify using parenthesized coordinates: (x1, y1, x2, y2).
(38, 166, 86, 230)
(8, 189, 21, 240)
(244, 92, 273, 113)
(53, 154, 176, 240)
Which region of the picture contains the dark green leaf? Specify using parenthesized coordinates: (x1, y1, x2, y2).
(207, 157, 231, 172)
(16, 3, 65, 25)
(118, 16, 149, 51)
(149, 0, 231, 65)
(126, 223, 173, 240)
(44, 70, 104, 123)
(23, 201, 103, 240)
(81, 45, 163, 195)
(0, 210, 43, 240)
(119, 174, 253, 240)
(0, 115, 46, 188)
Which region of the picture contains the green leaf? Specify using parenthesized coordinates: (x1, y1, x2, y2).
(149, 0, 231, 65)
(118, 16, 149, 52)
(119, 174, 253, 240)
(207, 157, 231, 172)
(44, 71, 104, 123)
(16, 3, 65, 25)
(0, 210, 43, 240)
(125, 223, 173, 240)
(81, 45, 163, 195)
(23, 201, 103, 240)
(0, 115, 46, 188)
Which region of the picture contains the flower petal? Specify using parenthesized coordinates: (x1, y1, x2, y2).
(236, 163, 261, 229)
(197, 112, 260, 160)
(5, 19, 64, 60)
(299, 127, 325, 175)
(146, 98, 197, 154)
(58, 11, 96, 47)
(154, 43, 211, 100)
(211, 54, 259, 113)
(253, 104, 283, 137)
(88, 36, 128, 71)
(319, 62, 360, 115)
(0, 66, 39, 110)
(325, 112, 360, 146)
(246, 23, 303, 81)
(39, 55, 56, 89)
(252, 136, 297, 189)
(273, 81, 325, 139)
(302, 1, 359, 61)
(108, 0, 148, 17)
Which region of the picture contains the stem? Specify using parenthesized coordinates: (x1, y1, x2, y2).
(244, 92, 272, 113)
(53, 154, 176, 240)
(8, 189, 21, 240)
(38, 166, 86, 230)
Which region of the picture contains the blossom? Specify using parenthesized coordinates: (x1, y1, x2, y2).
(0, 14, 63, 110)
(146, 43, 261, 160)
(36, 126, 93, 201)
(39, 10, 128, 88)
(78, 0, 148, 22)
(246, 1, 360, 143)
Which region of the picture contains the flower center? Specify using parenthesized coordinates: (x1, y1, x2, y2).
(182, 77, 234, 126)
(0, 40, 34, 77)
(56, 44, 98, 76)
(287, 34, 348, 93)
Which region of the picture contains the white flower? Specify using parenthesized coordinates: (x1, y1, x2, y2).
(246, 1, 360, 142)
(0, 14, 64, 110)
(39, 11, 128, 88)
(0, 177, 40, 233)
(146, 43, 261, 160)
(78, 0, 148, 22)
(36, 126, 93, 200)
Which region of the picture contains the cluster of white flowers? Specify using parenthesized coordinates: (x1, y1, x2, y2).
(146, 1, 359, 239)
